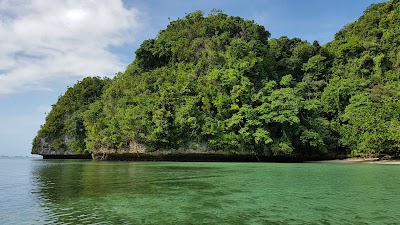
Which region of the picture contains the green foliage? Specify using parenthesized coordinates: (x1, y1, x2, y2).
(33, 3, 400, 157)
(322, 0, 400, 156)
(339, 84, 400, 155)
(32, 77, 108, 154)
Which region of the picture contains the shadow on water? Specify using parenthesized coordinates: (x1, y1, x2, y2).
(30, 160, 400, 224)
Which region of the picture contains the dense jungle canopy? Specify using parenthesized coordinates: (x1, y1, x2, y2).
(33, 1, 400, 158)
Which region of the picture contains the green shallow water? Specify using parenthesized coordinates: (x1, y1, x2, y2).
(1, 158, 400, 224)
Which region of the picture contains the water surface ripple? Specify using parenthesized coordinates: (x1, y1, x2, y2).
(1, 157, 400, 224)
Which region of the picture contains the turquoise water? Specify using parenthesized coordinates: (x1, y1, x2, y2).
(1, 157, 400, 224)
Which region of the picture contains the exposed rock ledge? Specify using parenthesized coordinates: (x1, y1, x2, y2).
(40, 152, 340, 162)
(41, 154, 92, 159)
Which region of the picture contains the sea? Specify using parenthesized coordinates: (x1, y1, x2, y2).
(1, 157, 400, 224)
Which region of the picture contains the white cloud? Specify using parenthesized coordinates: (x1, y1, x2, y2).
(0, 0, 141, 95)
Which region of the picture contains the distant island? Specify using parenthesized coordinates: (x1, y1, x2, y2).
(32, 1, 400, 161)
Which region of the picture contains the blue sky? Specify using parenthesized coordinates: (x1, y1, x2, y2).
(0, 0, 386, 156)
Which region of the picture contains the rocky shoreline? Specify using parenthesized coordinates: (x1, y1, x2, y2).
(40, 152, 342, 162)
(39, 153, 400, 164)
(41, 154, 92, 159)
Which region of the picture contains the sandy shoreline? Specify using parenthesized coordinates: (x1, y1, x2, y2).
(313, 158, 400, 164)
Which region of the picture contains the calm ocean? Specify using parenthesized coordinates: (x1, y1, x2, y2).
(1, 157, 400, 224)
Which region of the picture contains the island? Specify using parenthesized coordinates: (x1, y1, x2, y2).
(32, 1, 400, 161)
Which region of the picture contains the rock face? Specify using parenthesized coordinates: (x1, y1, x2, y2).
(34, 136, 91, 159)
(33, 137, 67, 155)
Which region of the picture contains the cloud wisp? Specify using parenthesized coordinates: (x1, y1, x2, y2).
(0, 0, 141, 95)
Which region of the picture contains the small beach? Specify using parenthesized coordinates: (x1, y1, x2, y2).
(316, 158, 400, 164)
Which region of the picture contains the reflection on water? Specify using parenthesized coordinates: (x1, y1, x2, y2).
(1, 158, 400, 224)
(31, 160, 226, 224)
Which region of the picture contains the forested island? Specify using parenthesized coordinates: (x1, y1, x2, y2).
(32, 1, 400, 161)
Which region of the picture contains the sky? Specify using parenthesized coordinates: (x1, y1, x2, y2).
(0, 0, 387, 156)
